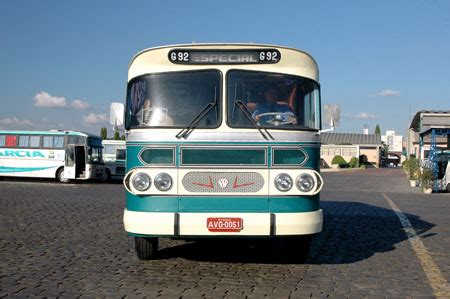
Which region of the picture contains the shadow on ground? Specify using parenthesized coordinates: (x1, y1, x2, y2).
(150, 201, 434, 264)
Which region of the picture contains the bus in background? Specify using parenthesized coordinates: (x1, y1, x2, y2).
(423, 150, 450, 192)
(0, 130, 105, 183)
(102, 139, 126, 181)
(111, 44, 326, 262)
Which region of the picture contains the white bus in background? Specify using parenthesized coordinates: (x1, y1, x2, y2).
(102, 140, 126, 181)
(0, 130, 105, 183)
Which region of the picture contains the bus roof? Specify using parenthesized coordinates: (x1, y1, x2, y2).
(102, 140, 126, 145)
(129, 43, 319, 82)
(0, 130, 101, 139)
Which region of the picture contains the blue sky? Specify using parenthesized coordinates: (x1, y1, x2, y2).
(1, 0, 449, 137)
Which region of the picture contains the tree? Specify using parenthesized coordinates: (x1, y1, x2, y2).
(114, 130, 120, 140)
(100, 127, 107, 139)
(375, 124, 381, 135)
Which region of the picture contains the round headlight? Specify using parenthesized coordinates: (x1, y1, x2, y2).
(296, 173, 315, 192)
(132, 172, 151, 191)
(274, 173, 293, 192)
(154, 173, 173, 191)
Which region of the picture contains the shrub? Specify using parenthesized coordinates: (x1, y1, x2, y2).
(359, 154, 368, 165)
(408, 157, 419, 180)
(420, 168, 434, 190)
(403, 159, 411, 172)
(349, 157, 359, 168)
(331, 155, 346, 165)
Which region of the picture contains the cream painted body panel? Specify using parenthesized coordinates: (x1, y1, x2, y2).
(124, 209, 322, 236)
(128, 44, 319, 82)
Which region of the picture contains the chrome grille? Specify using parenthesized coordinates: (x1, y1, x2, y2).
(182, 172, 264, 193)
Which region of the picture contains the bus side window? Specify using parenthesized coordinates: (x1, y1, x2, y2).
(19, 135, 30, 147)
(66, 146, 75, 166)
(116, 149, 126, 160)
(43, 136, 54, 148)
(30, 136, 41, 148)
(54, 136, 64, 148)
(0, 135, 6, 147)
(5, 135, 17, 147)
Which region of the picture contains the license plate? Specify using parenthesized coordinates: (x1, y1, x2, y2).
(207, 217, 243, 232)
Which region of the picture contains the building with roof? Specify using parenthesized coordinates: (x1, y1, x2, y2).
(320, 132, 382, 167)
(407, 110, 450, 160)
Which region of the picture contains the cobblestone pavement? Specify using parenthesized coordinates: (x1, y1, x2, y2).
(1, 169, 449, 297)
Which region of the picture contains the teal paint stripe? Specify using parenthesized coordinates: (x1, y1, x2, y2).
(127, 147, 320, 170)
(0, 166, 58, 173)
(0, 130, 87, 136)
(126, 194, 179, 212)
(126, 194, 319, 213)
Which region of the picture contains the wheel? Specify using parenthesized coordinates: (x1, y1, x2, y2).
(446, 183, 450, 193)
(135, 237, 158, 260)
(56, 168, 69, 183)
(288, 235, 312, 263)
(103, 169, 111, 182)
(270, 235, 312, 263)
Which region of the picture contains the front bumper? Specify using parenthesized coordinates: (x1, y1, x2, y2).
(123, 209, 322, 237)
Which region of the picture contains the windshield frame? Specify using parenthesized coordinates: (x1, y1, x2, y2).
(87, 145, 104, 165)
(125, 69, 223, 130)
(226, 69, 322, 131)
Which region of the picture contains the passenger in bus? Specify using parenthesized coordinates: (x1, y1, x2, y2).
(251, 85, 295, 124)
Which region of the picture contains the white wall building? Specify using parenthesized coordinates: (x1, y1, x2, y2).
(381, 130, 403, 152)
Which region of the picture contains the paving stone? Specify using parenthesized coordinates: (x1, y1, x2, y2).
(1, 170, 448, 297)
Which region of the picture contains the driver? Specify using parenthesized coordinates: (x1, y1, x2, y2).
(252, 84, 294, 124)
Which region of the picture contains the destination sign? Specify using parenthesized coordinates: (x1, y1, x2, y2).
(168, 49, 281, 64)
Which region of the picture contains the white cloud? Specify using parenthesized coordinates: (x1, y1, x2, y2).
(34, 91, 91, 110)
(0, 117, 34, 126)
(83, 113, 108, 125)
(34, 91, 66, 108)
(375, 89, 400, 97)
(354, 112, 376, 119)
(71, 99, 91, 110)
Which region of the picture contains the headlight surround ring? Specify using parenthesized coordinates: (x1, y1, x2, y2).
(274, 173, 293, 192)
(154, 172, 173, 191)
(132, 172, 151, 191)
(296, 173, 315, 192)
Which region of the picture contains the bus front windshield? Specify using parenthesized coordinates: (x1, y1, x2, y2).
(87, 146, 103, 164)
(227, 70, 321, 130)
(126, 70, 221, 129)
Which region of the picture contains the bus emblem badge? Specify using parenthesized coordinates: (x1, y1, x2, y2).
(218, 178, 229, 189)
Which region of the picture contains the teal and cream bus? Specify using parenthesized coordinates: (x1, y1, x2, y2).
(0, 130, 105, 183)
(112, 43, 324, 261)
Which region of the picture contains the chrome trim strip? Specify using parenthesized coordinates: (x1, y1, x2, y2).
(137, 146, 176, 166)
(271, 146, 310, 168)
(127, 130, 320, 144)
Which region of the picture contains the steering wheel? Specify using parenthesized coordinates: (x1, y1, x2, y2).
(254, 112, 298, 126)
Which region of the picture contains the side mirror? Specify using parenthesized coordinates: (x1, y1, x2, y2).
(320, 104, 340, 134)
(110, 102, 124, 129)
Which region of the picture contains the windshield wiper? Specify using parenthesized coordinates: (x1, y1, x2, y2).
(176, 102, 215, 139)
(235, 100, 273, 140)
(176, 86, 218, 139)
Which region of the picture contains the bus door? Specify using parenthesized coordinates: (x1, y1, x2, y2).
(65, 145, 76, 179)
(75, 146, 86, 177)
(65, 145, 86, 179)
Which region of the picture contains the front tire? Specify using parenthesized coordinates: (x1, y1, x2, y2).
(135, 237, 158, 260)
(270, 235, 312, 263)
(56, 168, 69, 183)
(103, 169, 111, 182)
